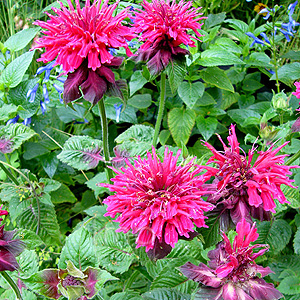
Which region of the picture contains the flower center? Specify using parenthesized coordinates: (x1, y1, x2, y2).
(62, 275, 83, 287)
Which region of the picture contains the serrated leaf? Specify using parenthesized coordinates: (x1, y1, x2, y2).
(294, 227, 300, 255)
(166, 59, 186, 94)
(196, 49, 244, 67)
(18, 199, 61, 245)
(94, 222, 136, 274)
(0, 50, 35, 88)
(196, 116, 218, 141)
(0, 123, 36, 153)
(282, 185, 300, 209)
(200, 67, 234, 92)
(245, 52, 272, 68)
(50, 183, 77, 204)
(128, 93, 152, 109)
(178, 81, 205, 109)
(168, 107, 196, 146)
(129, 71, 148, 96)
(228, 109, 261, 127)
(0, 103, 18, 121)
(57, 135, 103, 170)
(59, 227, 96, 269)
(115, 124, 154, 156)
(256, 219, 292, 255)
(18, 249, 39, 279)
(143, 288, 191, 300)
(167, 239, 203, 261)
(86, 172, 108, 197)
(16, 228, 44, 250)
(4, 28, 40, 52)
(278, 276, 300, 295)
(198, 213, 221, 248)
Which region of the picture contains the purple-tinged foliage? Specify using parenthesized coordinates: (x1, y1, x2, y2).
(181, 218, 283, 300)
(82, 146, 104, 169)
(0, 137, 13, 153)
(111, 146, 131, 169)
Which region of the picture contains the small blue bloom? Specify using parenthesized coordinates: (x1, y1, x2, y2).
(259, 8, 271, 20)
(265, 68, 275, 75)
(56, 76, 66, 83)
(259, 32, 270, 44)
(114, 103, 122, 123)
(26, 83, 39, 103)
(42, 83, 50, 104)
(288, 1, 298, 16)
(22, 117, 31, 126)
(108, 48, 118, 56)
(36, 61, 55, 83)
(246, 32, 270, 47)
(279, 29, 294, 42)
(6, 115, 19, 125)
(127, 40, 138, 49)
(40, 101, 47, 115)
(53, 83, 64, 104)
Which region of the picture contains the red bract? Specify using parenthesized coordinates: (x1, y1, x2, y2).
(181, 218, 283, 300)
(204, 124, 296, 224)
(103, 147, 213, 258)
(132, 0, 205, 74)
(34, 0, 135, 105)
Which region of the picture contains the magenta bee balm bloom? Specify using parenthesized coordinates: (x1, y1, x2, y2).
(204, 124, 297, 225)
(132, 0, 205, 75)
(103, 147, 213, 258)
(181, 219, 283, 300)
(34, 0, 135, 105)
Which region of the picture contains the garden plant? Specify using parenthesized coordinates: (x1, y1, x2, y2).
(0, 0, 300, 299)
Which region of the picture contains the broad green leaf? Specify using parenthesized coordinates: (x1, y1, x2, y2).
(196, 49, 244, 67)
(256, 219, 292, 255)
(128, 94, 152, 109)
(281, 50, 300, 60)
(4, 28, 40, 52)
(143, 288, 191, 300)
(18, 249, 39, 279)
(196, 116, 218, 141)
(225, 19, 248, 32)
(228, 109, 261, 127)
(104, 101, 137, 124)
(178, 81, 205, 109)
(59, 227, 96, 269)
(0, 123, 37, 153)
(129, 71, 147, 96)
(198, 213, 221, 248)
(168, 107, 196, 146)
(218, 90, 239, 110)
(167, 239, 203, 262)
(205, 12, 226, 29)
(111, 291, 142, 300)
(200, 67, 234, 92)
(245, 52, 272, 68)
(86, 172, 108, 197)
(41, 151, 59, 178)
(115, 124, 154, 156)
(16, 228, 44, 250)
(242, 79, 264, 91)
(294, 227, 300, 255)
(50, 183, 77, 204)
(18, 199, 61, 245)
(0, 103, 18, 121)
(271, 62, 300, 85)
(166, 59, 186, 94)
(94, 222, 136, 274)
(282, 185, 300, 209)
(0, 50, 35, 88)
(278, 276, 300, 295)
(57, 135, 103, 170)
(209, 37, 242, 54)
(195, 92, 216, 107)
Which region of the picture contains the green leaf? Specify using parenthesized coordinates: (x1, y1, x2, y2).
(196, 116, 218, 141)
(0, 123, 37, 153)
(18, 249, 39, 279)
(41, 152, 59, 178)
(128, 94, 152, 109)
(245, 52, 271, 68)
(278, 276, 300, 295)
(205, 12, 226, 29)
(198, 213, 221, 248)
(59, 227, 97, 269)
(294, 227, 300, 255)
(86, 172, 108, 197)
(57, 135, 103, 170)
(143, 288, 191, 300)
(94, 222, 136, 274)
(281, 185, 300, 209)
(4, 28, 40, 52)
(228, 109, 261, 127)
(256, 219, 292, 255)
(166, 59, 186, 94)
(18, 199, 61, 245)
(0, 103, 18, 121)
(50, 183, 77, 204)
(167, 239, 203, 262)
(210, 37, 243, 54)
(196, 49, 244, 67)
(225, 19, 248, 32)
(218, 90, 239, 110)
(178, 81, 205, 109)
(115, 124, 154, 156)
(271, 62, 300, 85)
(168, 107, 196, 146)
(242, 79, 264, 91)
(0, 50, 35, 88)
(200, 67, 234, 92)
(195, 92, 216, 107)
(129, 71, 148, 96)
(16, 228, 44, 250)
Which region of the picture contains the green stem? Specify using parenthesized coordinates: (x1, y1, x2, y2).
(286, 149, 300, 166)
(98, 100, 113, 182)
(0, 162, 19, 185)
(4, 153, 17, 178)
(1, 271, 23, 300)
(152, 72, 166, 147)
(271, 4, 280, 93)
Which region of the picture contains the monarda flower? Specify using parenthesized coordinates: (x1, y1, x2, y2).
(34, 0, 135, 105)
(103, 147, 213, 259)
(292, 81, 300, 99)
(181, 218, 283, 300)
(132, 0, 205, 75)
(204, 124, 296, 226)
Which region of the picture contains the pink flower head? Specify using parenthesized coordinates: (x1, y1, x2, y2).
(204, 124, 297, 225)
(132, 0, 205, 75)
(181, 218, 283, 300)
(292, 81, 300, 99)
(103, 147, 213, 259)
(34, 0, 135, 105)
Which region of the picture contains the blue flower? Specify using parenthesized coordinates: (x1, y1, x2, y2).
(53, 83, 64, 104)
(246, 32, 270, 47)
(40, 101, 47, 115)
(26, 83, 39, 103)
(36, 61, 56, 83)
(6, 115, 19, 125)
(42, 83, 50, 104)
(279, 28, 294, 42)
(114, 103, 122, 123)
(56, 76, 66, 83)
(22, 118, 31, 126)
(108, 48, 118, 56)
